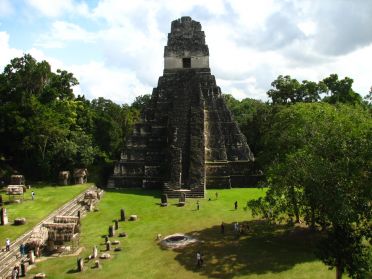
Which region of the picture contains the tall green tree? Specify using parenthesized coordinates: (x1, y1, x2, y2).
(267, 75, 326, 104)
(249, 103, 371, 278)
(322, 74, 363, 105)
(0, 54, 95, 179)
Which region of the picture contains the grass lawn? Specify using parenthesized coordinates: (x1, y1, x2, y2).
(0, 184, 90, 245)
(27, 188, 336, 279)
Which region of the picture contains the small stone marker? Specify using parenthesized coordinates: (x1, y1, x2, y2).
(114, 247, 122, 252)
(29, 250, 35, 264)
(100, 253, 111, 259)
(120, 208, 126, 221)
(119, 232, 127, 237)
(34, 273, 46, 278)
(160, 194, 168, 206)
(94, 260, 100, 268)
(1, 207, 8, 225)
(129, 215, 138, 221)
(178, 193, 186, 206)
(77, 257, 84, 272)
(14, 217, 26, 225)
(114, 219, 119, 230)
(112, 240, 120, 245)
(105, 235, 109, 243)
(108, 225, 115, 237)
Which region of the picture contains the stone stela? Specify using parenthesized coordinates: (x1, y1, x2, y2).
(109, 16, 257, 198)
(1, 207, 8, 225)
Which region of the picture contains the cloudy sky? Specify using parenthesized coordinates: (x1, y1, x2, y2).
(0, 0, 371, 104)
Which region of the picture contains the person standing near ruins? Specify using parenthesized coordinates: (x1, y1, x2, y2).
(196, 200, 200, 210)
(19, 243, 25, 257)
(31, 191, 35, 200)
(221, 222, 225, 234)
(234, 201, 238, 210)
(196, 251, 201, 267)
(6, 238, 10, 251)
(12, 266, 18, 279)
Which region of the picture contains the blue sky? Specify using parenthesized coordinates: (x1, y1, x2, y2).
(1, 0, 371, 104)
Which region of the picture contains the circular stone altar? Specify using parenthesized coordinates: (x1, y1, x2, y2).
(160, 233, 198, 249)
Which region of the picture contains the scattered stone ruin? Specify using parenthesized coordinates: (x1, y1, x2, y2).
(109, 17, 258, 198)
(6, 175, 26, 201)
(42, 215, 80, 253)
(73, 169, 88, 184)
(59, 171, 70, 185)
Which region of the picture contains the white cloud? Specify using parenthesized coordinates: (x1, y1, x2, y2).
(36, 21, 97, 48)
(69, 62, 151, 104)
(297, 20, 317, 37)
(26, 0, 90, 18)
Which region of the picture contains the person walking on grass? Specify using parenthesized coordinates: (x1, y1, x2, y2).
(196, 200, 200, 210)
(31, 191, 35, 200)
(196, 251, 201, 267)
(234, 200, 238, 210)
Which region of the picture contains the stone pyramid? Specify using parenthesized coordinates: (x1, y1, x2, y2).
(109, 16, 257, 198)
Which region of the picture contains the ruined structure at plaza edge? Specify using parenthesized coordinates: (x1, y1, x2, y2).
(108, 17, 258, 198)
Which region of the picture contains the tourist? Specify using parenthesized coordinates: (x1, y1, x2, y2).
(12, 266, 18, 279)
(19, 243, 25, 257)
(6, 238, 10, 251)
(234, 222, 240, 238)
(196, 200, 200, 210)
(221, 222, 225, 234)
(196, 251, 201, 267)
(234, 201, 238, 210)
(31, 191, 35, 200)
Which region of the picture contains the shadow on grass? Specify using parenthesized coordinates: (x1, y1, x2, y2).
(173, 220, 321, 279)
(66, 268, 79, 274)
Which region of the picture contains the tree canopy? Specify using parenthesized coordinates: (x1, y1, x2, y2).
(0, 54, 140, 181)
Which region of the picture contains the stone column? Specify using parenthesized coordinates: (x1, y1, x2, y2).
(106, 241, 111, 251)
(120, 209, 125, 221)
(1, 207, 8, 225)
(29, 250, 35, 264)
(77, 257, 84, 272)
(114, 219, 119, 230)
(93, 246, 98, 259)
(108, 225, 115, 237)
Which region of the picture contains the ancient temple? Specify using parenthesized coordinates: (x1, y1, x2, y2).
(108, 16, 257, 197)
